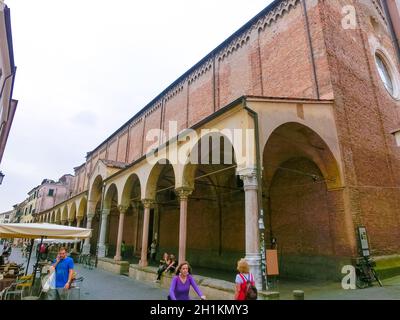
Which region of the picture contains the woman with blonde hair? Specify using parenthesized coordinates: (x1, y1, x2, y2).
(168, 261, 206, 300)
(234, 258, 257, 300)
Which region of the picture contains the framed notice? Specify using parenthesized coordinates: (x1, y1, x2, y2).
(358, 226, 370, 257)
(266, 249, 279, 276)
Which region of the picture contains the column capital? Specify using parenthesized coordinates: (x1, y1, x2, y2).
(76, 216, 84, 222)
(142, 199, 155, 209)
(101, 209, 111, 217)
(87, 212, 95, 220)
(238, 168, 258, 190)
(118, 205, 129, 214)
(61, 219, 67, 225)
(175, 187, 194, 201)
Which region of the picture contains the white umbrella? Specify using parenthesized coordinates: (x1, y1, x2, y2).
(0, 223, 91, 282)
(0, 223, 91, 239)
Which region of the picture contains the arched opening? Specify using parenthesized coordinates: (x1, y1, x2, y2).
(89, 175, 104, 255)
(146, 160, 176, 264)
(263, 122, 343, 280)
(121, 174, 142, 261)
(182, 133, 245, 276)
(104, 184, 119, 258)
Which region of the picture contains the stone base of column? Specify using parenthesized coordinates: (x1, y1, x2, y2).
(98, 244, 107, 258)
(114, 255, 122, 262)
(82, 244, 91, 255)
(245, 253, 262, 291)
(139, 259, 148, 268)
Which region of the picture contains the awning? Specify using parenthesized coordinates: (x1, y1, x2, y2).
(0, 223, 92, 240)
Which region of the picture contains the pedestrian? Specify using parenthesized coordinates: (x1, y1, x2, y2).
(46, 247, 74, 300)
(168, 261, 206, 300)
(234, 258, 257, 300)
(164, 254, 177, 274)
(150, 240, 157, 262)
(39, 242, 47, 260)
(155, 252, 169, 282)
(121, 240, 127, 259)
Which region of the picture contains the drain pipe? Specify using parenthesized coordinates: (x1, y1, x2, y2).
(243, 98, 267, 291)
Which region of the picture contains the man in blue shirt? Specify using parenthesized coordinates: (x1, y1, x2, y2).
(47, 247, 74, 300)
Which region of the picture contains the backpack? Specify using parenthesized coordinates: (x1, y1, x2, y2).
(239, 273, 258, 300)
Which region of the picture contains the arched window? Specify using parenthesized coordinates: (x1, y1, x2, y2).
(375, 53, 394, 95)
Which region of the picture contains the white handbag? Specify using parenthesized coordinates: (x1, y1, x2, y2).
(42, 267, 56, 292)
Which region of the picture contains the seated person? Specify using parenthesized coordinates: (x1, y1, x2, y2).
(155, 252, 169, 282)
(165, 254, 177, 274)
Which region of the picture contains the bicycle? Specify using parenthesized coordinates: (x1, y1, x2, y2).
(355, 256, 383, 289)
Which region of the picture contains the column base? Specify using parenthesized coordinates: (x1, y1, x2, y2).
(114, 255, 122, 262)
(98, 244, 107, 258)
(82, 244, 91, 255)
(245, 253, 262, 291)
(139, 259, 148, 268)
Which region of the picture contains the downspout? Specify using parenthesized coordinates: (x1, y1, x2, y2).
(381, 0, 400, 65)
(243, 98, 267, 291)
(301, 0, 320, 99)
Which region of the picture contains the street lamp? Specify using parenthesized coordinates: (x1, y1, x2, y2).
(258, 209, 268, 291)
(0, 171, 4, 185)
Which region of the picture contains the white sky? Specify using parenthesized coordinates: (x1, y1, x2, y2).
(0, 0, 273, 212)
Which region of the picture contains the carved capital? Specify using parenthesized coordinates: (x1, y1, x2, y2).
(238, 168, 258, 191)
(118, 205, 129, 215)
(142, 199, 155, 209)
(101, 209, 111, 217)
(175, 187, 194, 201)
(87, 212, 95, 220)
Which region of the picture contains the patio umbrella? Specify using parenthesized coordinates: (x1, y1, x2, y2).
(0, 223, 91, 285)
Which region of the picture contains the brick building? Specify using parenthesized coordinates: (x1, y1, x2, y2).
(35, 0, 400, 287)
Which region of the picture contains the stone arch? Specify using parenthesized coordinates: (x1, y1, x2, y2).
(55, 209, 61, 224)
(69, 202, 77, 222)
(263, 122, 342, 190)
(144, 159, 177, 200)
(263, 122, 352, 280)
(121, 173, 142, 207)
(89, 175, 104, 203)
(77, 197, 87, 219)
(61, 205, 68, 224)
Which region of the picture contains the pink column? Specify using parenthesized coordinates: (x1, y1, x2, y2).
(114, 205, 128, 261)
(176, 188, 193, 264)
(140, 200, 154, 267)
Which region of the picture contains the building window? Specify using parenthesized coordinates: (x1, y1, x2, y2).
(374, 51, 400, 100)
(376, 53, 394, 95)
(48, 189, 54, 196)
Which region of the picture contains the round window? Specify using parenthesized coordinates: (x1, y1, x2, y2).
(375, 53, 395, 96)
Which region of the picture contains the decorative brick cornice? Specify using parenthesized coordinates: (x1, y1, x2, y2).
(165, 82, 185, 102)
(256, 0, 300, 32)
(188, 59, 213, 84)
(217, 29, 252, 61)
(144, 100, 162, 117)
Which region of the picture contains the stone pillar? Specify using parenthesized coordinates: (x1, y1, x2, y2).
(139, 199, 154, 267)
(176, 187, 193, 264)
(82, 213, 95, 254)
(98, 209, 110, 258)
(68, 220, 73, 226)
(114, 205, 128, 261)
(74, 218, 82, 253)
(240, 169, 262, 291)
(61, 219, 67, 226)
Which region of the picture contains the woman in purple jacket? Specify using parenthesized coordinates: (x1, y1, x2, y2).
(169, 261, 206, 300)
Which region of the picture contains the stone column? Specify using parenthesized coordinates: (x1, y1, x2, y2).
(139, 199, 154, 267)
(176, 187, 193, 264)
(68, 220, 73, 226)
(73, 218, 82, 253)
(98, 209, 110, 258)
(240, 169, 262, 291)
(82, 213, 95, 254)
(114, 205, 128, 261)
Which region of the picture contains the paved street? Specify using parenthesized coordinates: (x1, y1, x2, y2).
(3, 244, 400, 300)
(4, 245, 169, 300)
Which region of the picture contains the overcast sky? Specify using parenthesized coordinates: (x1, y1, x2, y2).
(0, 0, 273, 212)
